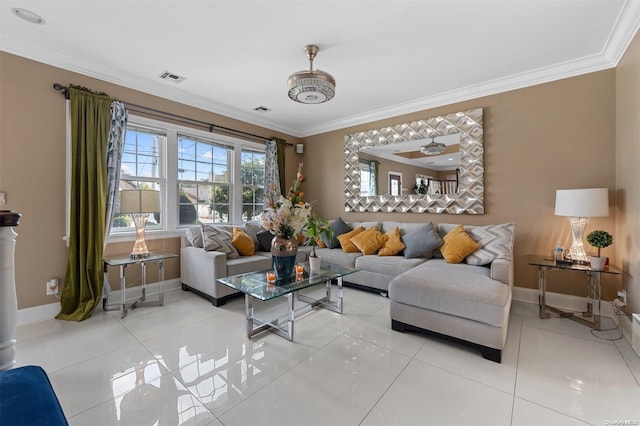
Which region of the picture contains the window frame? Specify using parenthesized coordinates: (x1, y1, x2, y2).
(111, 123, 167, 233)
(177, 133, 235, 225)
(240, 148, 267, 222)
(106, 115, 266, 244)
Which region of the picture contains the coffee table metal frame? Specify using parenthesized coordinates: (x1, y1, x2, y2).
(217, 262, 358, 341)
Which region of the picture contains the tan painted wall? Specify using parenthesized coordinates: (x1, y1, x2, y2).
(0, 52, 300, 309)
(1, 47, 632, 309)
(615, 30, 640, 315)
(300, 70, 620, 299)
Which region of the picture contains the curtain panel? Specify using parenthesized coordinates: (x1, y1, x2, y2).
(264, 140, 281, 203)
(104, 101, 127, 246)
(369, 160, 378, 196)
(270, 137, 287, 195)
(57, 86, 114, 321)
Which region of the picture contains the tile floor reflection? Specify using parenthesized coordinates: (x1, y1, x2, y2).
(15, 287, 640, 426)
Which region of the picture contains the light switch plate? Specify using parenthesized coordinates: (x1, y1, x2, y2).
(0, 192, 5, 206)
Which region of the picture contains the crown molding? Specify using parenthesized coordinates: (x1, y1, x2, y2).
(300, 52, 617, 137)
(3, 0, 639, 140)
(602, 0, 640, 64)
(0, 36, 301, 137)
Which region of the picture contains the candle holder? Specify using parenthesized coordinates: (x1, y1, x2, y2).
(266, 272, 276, 283)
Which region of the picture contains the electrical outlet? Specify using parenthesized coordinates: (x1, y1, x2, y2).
(618, 290, 628, 306)
(0, 192, 5, 206)
(46, 279, 59, 296)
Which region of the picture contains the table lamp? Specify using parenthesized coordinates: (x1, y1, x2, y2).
(119, 189, 160, 259)
(554, 188, 609, 264)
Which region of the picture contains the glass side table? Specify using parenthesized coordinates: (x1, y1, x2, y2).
(103, 252, 178, 318)
(527, 255, 621, 330)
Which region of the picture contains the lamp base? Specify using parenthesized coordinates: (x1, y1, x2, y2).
(567, 216, 589, 264)
(130, 214, 150, 259)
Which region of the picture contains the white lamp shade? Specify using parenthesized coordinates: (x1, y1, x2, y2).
(120, 190, 160, 214)
(555, 188, 609, 217)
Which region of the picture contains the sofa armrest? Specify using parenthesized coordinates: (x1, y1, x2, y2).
(490, 258, 514, 287)
(180, 246, 228, 295)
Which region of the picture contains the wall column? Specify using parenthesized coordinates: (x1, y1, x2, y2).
(0, 211, 21, 371)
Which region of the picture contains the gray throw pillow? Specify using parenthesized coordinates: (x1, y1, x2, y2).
(185, 226, 203, 248)
(200, 224, 239, 259)
(321, 217, 352, 249)
(402, 222, 444, 259)
(256, 230, 275, 252)
(244, 222, 263, 249)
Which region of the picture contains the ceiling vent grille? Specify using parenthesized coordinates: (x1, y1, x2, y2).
(159, 71, 186, 84)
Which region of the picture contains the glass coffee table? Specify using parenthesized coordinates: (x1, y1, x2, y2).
(217, 262, 358, 341)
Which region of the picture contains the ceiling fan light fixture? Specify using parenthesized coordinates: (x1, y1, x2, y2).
(288, 45, 335, 104)
(420, 137, 446, 155)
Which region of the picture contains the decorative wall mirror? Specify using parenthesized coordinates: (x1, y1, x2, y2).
(344, 108, 484, 214)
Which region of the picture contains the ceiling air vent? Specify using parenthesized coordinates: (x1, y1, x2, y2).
(159, 71, 186, 84)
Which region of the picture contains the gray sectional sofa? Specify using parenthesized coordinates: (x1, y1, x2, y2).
(179, 219, 515, 362)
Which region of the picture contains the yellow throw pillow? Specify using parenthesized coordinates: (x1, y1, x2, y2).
(351, 227, 389, 255)
(378, 227, 406, 256)
(337, 226, 365, 253)
(440, 224, 479, 264)
(317, 238, 327, 248)
(232, 226, 256, 256)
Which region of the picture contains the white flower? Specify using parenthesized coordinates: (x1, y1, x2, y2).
(261, 163, 312, 238)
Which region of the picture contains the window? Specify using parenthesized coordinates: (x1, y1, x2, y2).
(359, 162, 371, 196)
(178, 135, 233, 225)
(241, 149, 266, 221)
(107, 115, 266, 237)
(112, 125, 166, 231)
(388, 172, 402, 196)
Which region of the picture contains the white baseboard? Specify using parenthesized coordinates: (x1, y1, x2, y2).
(17, 279, 181, 326)
(513, 286, 618, 318)
(512, 286, 634, 343)
(17, 302, 62, 326)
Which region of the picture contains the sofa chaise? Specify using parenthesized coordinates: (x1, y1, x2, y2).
(314, 219, 515, 363)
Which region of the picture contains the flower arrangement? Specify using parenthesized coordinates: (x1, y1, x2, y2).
(262, 163, 312, 239)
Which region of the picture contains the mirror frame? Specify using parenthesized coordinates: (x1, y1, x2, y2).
(344, 108, 484, 214)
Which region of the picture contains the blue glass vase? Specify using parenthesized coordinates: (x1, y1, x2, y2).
(270, 234, 298, 281)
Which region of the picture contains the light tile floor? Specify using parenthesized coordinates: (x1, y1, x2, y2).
(14, 287, 640, 426)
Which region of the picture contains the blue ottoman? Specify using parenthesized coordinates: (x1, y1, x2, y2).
(0, 365, 68, 426)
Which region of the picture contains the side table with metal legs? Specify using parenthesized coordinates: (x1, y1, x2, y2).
(529, 255, 621, 330)
(103, 252, 177, 318)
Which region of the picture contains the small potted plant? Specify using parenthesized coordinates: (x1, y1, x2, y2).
(304, 213, 333, 271)
(586, 230, 613, 270)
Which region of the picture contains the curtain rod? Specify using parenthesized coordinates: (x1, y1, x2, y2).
(52, 83, 292, 146)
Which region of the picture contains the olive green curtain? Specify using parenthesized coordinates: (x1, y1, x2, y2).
(56, 86, 112, 321)
(270, 137, 287, 195)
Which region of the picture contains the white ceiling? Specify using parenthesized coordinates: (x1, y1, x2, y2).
(1, 1, 639, 138)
